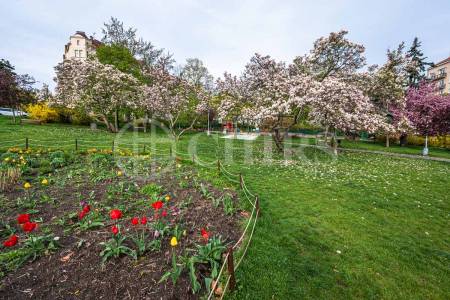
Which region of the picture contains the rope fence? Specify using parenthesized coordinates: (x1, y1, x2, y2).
(0, 137, 260, 299)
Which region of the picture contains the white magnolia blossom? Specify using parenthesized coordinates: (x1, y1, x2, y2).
(307, 77, 390, 134)
(142, 67, 209, 140)
(53, 57, 145, 131)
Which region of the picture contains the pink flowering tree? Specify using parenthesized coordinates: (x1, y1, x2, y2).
(217, 54, 313, 151)
(143, 68, 209, 141)
(404, 82, 450, 153)
(291, 30, 366, 81)
(307, 77, 388, 154)
(53, 57, 145, 132)
(368, 43, 408, 147)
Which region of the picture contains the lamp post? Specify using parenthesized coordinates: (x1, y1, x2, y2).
(422, 135, 429, 156)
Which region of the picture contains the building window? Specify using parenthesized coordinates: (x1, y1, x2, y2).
(79, 50, 83, 58)
(439, 68, 446, 76)
(77, 40, 80, 46)
(438, 79, 445, 89)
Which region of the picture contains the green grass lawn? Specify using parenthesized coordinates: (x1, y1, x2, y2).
(339, 139, 450, 159)
(1, 116, 449, 299)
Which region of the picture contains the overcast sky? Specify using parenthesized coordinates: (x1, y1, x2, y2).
(1, 0, 449, 90)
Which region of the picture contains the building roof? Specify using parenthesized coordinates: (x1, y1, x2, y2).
(432, 57, 450, 68)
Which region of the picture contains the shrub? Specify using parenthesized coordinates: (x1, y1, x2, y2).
(25, 102, 59, 123)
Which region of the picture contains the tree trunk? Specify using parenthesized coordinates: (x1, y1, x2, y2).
(399, 133, 407, 147)
(12, 107, 16, 124)
(114, 110, 119, 132)
(272, 128, 284, 152)
(385, 134, 390, 147)
(144, 114, 148, 133)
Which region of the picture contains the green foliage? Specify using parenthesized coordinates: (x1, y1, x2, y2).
(140, 183, 163, 197)
(100, 234, 136, 262)
(96, 44, 144, 81)
(159, 252, 184, 286)
(222, 193, 235, 215)
(75, 211, 105, 231)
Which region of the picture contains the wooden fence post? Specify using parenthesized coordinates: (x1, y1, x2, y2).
(75, 139, 78, 151)
(143, 144, 146, 153)
(256, 196, 260, 216)
(239, 173, 243, 189)
(227, 247, 236, 291)
(192, 154, 195, 163)
(169, 147, 172, 157)
(112, 140, 115, 152)
(25, 137, 29, 150)
(217, 160, 221, 175)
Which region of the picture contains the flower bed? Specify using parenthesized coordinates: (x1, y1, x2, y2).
(0, 148, 244, 298)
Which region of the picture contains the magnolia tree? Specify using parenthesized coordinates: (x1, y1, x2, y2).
(307, 77, 388, 154)
(143, 68, 209, 141)
(217, 54, 313, 151)
(53, 57, 144, 132)
(291, 30, 366, 81)
(403, 82, 450, 153)
(368, 43, 407, 147)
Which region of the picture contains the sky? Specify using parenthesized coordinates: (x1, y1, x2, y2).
(1, 0, 449, 90)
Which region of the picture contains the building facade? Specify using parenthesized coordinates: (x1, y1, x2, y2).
(63, 31, 102, 60)
(427, 57, 450, 94)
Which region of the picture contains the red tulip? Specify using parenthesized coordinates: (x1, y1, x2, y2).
(110, 209, 122, 220)
(111, 225, 119, 235)
(22, 222, 37, 232)
(82, 205, 91, 213)
(201, 228, 209, 241)
(141, 217, 147, 225)
(79, 211, 87, 220)
(17, 214, 30, 224)
(3, 235, 18, 247)
(151, 201, 163, 210)
(161, 210, 168, 217)
(131, 217, 139, 225)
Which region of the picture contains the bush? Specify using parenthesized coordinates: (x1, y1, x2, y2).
(25, 102, 59, 123)
(407, 135, 450, 149)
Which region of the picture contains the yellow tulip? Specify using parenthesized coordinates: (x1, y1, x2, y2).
(170, 237, 178, 247)
(41, 178, 48, 185)
(117, 171, 123, 176)
(165, 195, 171, 201)
(24, 182, 31, 189)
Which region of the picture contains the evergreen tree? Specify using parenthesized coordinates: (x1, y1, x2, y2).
(405, 37, 433, 87)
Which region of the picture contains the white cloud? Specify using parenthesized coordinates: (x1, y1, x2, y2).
(1, 0, 449, 89)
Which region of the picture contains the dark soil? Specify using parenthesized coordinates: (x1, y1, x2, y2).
(0, 159, 243, 299)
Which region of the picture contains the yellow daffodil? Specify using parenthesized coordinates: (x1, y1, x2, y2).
(24, 182, 31, 189)
(12, 159, 16, 163)
(41, 178, 48, 185)
(170, 236, 178, 247)
(165, 195, 171, 201)
(4, 157, 10, 162)
(117, 171, 123, 176)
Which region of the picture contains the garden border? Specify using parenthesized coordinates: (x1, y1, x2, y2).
(0, 138, 261, 299)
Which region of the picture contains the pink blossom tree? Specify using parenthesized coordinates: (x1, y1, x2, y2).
(217, 54, 313, 151)
(53, 57, 145, 132)
(143, 67, 209, 141)
(307, 77, 389, 154)
(404, 82, 450, 153)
